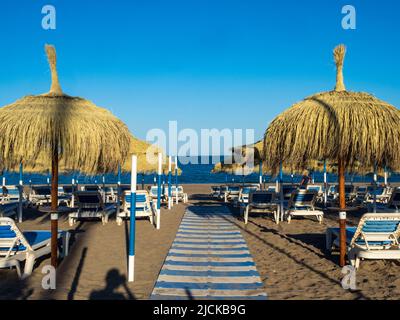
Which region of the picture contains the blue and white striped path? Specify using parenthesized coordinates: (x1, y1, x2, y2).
(151, 206, 267, 300)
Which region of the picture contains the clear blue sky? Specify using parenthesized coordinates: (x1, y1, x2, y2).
(0, 0, 399, 155)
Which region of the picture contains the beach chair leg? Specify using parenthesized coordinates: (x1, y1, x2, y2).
(62, 231, 70, 257)
(22, 254, 35, 279)
(244, 206, 249, 225)
(15, 261, 22, 279)
(355, 256, 361, 269)
(116, 216, 122, 226)
(287, 213, 291, 224)
(348, 250, 357, 268)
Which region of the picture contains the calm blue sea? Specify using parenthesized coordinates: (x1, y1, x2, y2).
(2, 156, 399, 185)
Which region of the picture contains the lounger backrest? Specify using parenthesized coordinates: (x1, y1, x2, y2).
(84, 185, 100, 192)
(150, 186, 159, 196)
(63, 185, 76, 194)
(119, 185, 131, 194)
(32, 186, 51, 196)
(289, 190, 316, 209)
(350, 213, 400, 246)
(370, 187, 385, 196)
(241, 187, 258, 195)
(227, 186, 240, 194)
(0, 217, 31, 254)
(250, 191, 275, 204)
(344, 185, 355, 194)
(3, 187, 20, 199)
(307, 185, 322, 193)
(356, 186, 367, 193)
(123, 190, 149, 210)
(282, 186, 297, 200)
(75, 191, 103, 209)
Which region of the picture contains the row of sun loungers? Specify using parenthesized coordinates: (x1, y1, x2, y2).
(212, 183, 400, 269)
(1, 183, 189, 278)
(212, 184, 323, 224)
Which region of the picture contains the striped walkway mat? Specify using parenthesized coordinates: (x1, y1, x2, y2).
(151, 205, 267, 300)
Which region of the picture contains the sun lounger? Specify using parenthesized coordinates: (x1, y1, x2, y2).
(285, 190, 323, 223)
(29, 186, 51, 206)
(368, 190, 400, 213)
(116, 190, 155, 225)
(216, 185, 228, 200)
(210, 186, 220, 198)
(149, 185, 167, 204)
(30, 185, 71, 207)
(235, 186, 259, 207)
(1, 186, 23, 203)
(0, 217, 69, 278)
(68, 191, 115, 226)
(365, 186, 386, 203)
(103, 187, 117, 203)
(355, 186, 368, 202)
(172, 186, 188, 203)
(223, 185, 240, 203)
(326, 213, 400, 268)
(244, 191, 279, 224)
(83, 185, 101, 192)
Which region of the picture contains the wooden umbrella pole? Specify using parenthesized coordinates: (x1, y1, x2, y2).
(51, 146, 59, 268)
(338, 158, 346, 267)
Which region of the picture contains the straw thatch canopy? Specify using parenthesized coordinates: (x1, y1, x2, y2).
(264, 45, 400, 174)
(16, 134, 163, 175)
(0, 45, 131, 175)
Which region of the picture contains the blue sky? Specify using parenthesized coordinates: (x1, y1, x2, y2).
(0, 0, 399, 155)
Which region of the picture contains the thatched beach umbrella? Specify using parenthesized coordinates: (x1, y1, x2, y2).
(0, 45, 131, 267)
(264, 44, 400, 266)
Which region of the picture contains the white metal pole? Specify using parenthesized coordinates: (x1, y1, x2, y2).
(168, 156, 172, 210)
(156, 153, 162, 229)
(175, 156, 179, 205)
(18, 163, 23, 223)
(128, 155, 137, 282)
(2, 177, 5, 187)
(384, 169, 388, 186)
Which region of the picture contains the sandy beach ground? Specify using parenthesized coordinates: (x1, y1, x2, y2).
(1, 183, 399, 300)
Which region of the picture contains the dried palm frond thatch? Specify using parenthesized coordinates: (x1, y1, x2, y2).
(0, 45, 132, 267)
(263, 44, 400, 266)
(263, 45, 400, 173)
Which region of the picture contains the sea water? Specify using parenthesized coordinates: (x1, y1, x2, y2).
(1, 156, 397, 185)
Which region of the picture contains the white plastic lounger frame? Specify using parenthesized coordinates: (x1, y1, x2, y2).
(171, 186, 188, 203)
(285, 190, 323, 223)
(116, 190, 155, 225)
(68, 191, 115, 226)
(0, 217, 69, 278)
(223, 185, 240, 203)
(368, 190, 400, 213)
(326, 213, 400, 269)
(244, 191, 279, 224)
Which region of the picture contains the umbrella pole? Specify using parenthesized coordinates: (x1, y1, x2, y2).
(51, 149, 59, 268)
(338, 158, 346, 267)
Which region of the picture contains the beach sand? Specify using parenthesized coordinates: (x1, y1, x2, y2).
(1, 184, 399, 300)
